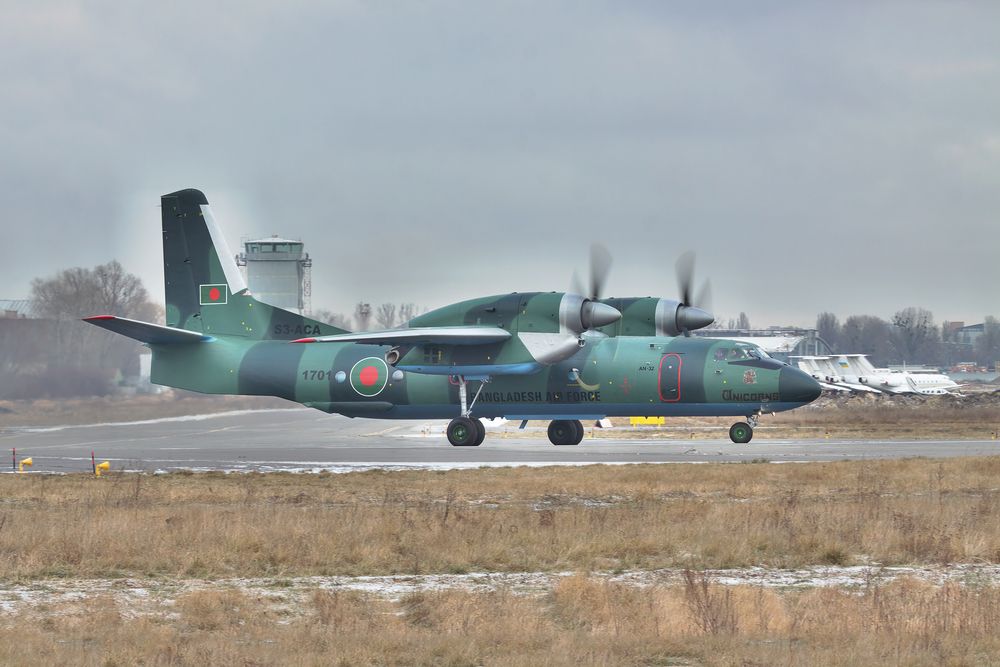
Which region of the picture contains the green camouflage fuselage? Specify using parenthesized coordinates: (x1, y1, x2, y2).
(152, 323, 818, 420)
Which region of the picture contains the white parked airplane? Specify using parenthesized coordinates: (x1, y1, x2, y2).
(793, 354, 959, 395)
(793, 356, 881, 393)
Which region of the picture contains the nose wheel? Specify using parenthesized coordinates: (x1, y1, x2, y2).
(729, 415, 757, 444)
(548, 419, 584, 445)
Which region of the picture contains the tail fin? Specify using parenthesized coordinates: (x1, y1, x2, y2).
(161, 189, 348, 340)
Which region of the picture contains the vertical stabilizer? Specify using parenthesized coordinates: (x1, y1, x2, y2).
(161, 189, 347, 340)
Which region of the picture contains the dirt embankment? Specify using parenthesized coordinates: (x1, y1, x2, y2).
(0, 392, 295, 428)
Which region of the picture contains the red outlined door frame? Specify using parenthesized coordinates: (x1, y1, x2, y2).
(658, 353, 682, 402)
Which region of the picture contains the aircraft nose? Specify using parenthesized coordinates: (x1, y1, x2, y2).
(779, 366, 822, 404)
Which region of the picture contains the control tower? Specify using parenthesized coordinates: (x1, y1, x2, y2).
(236, 236, 312, 314)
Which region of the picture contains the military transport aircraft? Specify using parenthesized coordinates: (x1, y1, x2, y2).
(85, 189, 821, 446)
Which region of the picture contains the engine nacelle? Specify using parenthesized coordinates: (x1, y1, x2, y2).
(654, 298, 715, 337)
(559, 293, 621, 335)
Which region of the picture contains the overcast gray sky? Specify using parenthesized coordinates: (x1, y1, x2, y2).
(2, 1, 998, 327)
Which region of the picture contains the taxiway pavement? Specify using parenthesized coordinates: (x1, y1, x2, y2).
(2, 409, 998, 473)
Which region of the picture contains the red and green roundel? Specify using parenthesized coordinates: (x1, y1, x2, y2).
(350, 357, 389, 397)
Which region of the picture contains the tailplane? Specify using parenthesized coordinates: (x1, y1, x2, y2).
(83, 315, 213, 344)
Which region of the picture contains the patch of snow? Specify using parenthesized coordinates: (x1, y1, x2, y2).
(19, 408, 310, 433)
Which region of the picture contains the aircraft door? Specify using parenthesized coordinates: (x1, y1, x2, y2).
(658, 353, 682, 402)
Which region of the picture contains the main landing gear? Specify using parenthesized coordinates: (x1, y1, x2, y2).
(447, 416, 486, 447)
(728, 414, 758, 444)
(447, 375, 488, 447)
(548, 419, 584, 446)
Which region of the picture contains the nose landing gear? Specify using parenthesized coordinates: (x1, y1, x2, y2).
(728, 414, 758, 444)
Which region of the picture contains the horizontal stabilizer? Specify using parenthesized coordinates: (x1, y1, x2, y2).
(83, 316, 212, 345)
(293, 326, 511, 346)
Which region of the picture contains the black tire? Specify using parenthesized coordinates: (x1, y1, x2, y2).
(472, 418, 486, 446)
(729, 422, 753, 444)
(569, 419, 584, 445)
(548, 420, 579, 446)
(448, 417, 478, 446)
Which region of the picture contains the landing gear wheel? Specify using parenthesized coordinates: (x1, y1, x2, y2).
(548, 419, 584, 446)
(448, 417, 479, 446)
(729, 422, 753, 444)
(472, 418, 486, 446)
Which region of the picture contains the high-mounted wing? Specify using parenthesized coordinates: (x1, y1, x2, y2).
(84, 316, 213, 345)
(291, 326, 511, 346)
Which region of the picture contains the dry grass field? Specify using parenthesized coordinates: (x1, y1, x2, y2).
(3, 575, 1000, 666)
(3, 458, 1000, 578)
(1, 460, 1000, 663)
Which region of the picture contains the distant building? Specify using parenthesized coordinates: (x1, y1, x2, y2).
(0, 299, 39, 319)
(236, 236, 313, 315)
(956, 323, 984, 346)
(695, 328, 833, 362)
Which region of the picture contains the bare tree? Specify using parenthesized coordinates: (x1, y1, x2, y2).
(841, 315, 895, 365)
(311, 308, 352, 330)
(354, 302, 372, 331)
(398, 303, 416, 325)
(736, 312, 751, 330)
(816, 312, 841, 351)
(975, 316, 1000, 367)
(31, 266, 99, 319)
(93, 261, 156, 320)
(375, 303, 397, 329)
(24, 261, 159, 395)
(891, 307, 939, 364)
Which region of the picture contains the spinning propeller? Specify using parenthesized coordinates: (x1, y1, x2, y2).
(567, 243, 620, 332)
(674, 251, 715, 336)
(570, 245, 716, 337)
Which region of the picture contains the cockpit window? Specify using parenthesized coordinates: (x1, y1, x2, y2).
(720, 343, 766, 361)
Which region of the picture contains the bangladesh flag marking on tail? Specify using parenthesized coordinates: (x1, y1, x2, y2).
(350, 357, 389, 397)
(199, 284, 228, 305)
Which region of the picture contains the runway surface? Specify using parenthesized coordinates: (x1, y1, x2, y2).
(2, 409, 998, 473)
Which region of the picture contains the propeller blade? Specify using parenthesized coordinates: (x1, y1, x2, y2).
(675, 251, 695, 306)
(695, 279, 712, 314)
(589, 243, 612, 300)
(569, 270, 584, 298)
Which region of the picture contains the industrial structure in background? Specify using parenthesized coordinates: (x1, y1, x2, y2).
(236, 236, 312, 315)
(695, 327, 832, 362)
